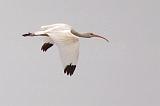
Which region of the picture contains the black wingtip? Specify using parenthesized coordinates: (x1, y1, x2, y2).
(64, 64, 76, 76)
(41, 43, 53, 52)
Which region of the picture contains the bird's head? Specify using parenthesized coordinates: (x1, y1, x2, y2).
(85, 32, 109, 42)
(71, 29, 109, 42)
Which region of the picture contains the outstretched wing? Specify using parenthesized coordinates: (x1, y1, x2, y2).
(41, 23, 72, 31)
(57, 38, 79, 76)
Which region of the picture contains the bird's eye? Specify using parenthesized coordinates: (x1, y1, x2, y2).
(90, 33, 93, 35)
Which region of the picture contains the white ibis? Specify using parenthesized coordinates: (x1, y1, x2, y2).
(22, 23, 109, 76)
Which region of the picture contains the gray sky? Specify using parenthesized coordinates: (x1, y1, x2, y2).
(0, 0, 159, 106)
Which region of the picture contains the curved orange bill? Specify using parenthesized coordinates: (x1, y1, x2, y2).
(93, 34, 109, 42)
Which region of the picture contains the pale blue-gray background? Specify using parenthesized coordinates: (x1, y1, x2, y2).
(0, 0, 159, 106)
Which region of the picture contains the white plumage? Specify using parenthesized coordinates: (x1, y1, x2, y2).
(23, 23, 108, 76)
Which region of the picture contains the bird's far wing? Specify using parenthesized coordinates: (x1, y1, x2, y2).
(41, 37, 54, 52)
(41, 24, 55, 30)
(41, 24, 72, 31)
(57, 39, 79, 76)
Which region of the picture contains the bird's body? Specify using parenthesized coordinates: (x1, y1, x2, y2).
(23, 23, 109, 76)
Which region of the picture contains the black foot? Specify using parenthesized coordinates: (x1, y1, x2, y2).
(22, 32, 33, 37)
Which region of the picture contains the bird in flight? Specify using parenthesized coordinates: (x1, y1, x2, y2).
(22, 23, 109, 76)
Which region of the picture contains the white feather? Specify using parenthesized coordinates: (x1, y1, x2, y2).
(23, 23, 108, 76)
(57, 39, 79, 68)
(41, 24, 79, 68)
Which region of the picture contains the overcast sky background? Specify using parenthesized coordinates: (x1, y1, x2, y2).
(0, 0, 159, 106)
